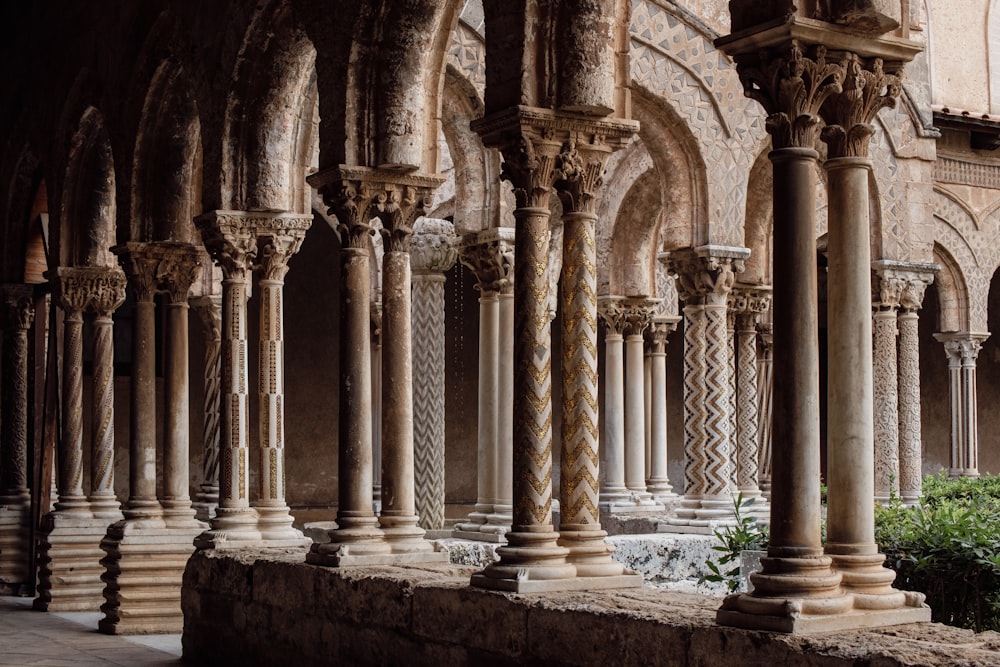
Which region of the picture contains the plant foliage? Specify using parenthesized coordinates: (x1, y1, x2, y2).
(700, 493, 769, 593)
(876, 473, 1000, 632)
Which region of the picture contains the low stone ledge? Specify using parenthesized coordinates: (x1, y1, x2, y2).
(182, 549, 1000, 667)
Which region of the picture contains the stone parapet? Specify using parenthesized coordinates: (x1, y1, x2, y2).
(182, 550, 1000, 667)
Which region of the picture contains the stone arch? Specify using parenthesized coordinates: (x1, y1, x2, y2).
(1, 142, 43, 281)
(58, 106, 117, 269)
(130, 60, 202, 243)
(742, 149, 773, 285)
(440, 65, 499, 235)
(629, 0, 768, 245)
(630, 86, 703, 251)
(607, 169, 661, 297)
(596, 138, 654, 295)
(224, 0, 317, 211)
(933, 242, 970, 333)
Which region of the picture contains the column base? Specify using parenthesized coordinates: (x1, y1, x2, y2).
(122, 500, 166, 529)
(379, 514, 441, 555)
(453, 504, 511, 542)
(469, 527, 576, 591)
(717, 601, 930, 634)
(98, 519, 207, 635)
(452, 503, 491, 534)
(193, 486, 219, 522)
(34, 511, 111, 612)
(0, 500, 31, 593)
(306, 514, 394, 566)
(194, 507, 262, 549)
(828, 550, 912, 609)
(254, 503, 312, 547)
(660, 495, 739, 534)
(558, 526, 639, 582)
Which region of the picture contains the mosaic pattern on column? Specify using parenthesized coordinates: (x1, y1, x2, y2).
(734, 289, 770, 493)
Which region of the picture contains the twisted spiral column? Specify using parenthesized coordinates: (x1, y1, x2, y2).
(192, 296, 222, 521)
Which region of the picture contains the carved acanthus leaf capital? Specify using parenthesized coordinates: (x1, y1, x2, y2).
(617, 297, 659, 337)
(308, 167, 442, 252)
(821, 55, 902, 158)
(459, 229, 515, 295)
(51, 266, 127, 316)
(731, 285, 772, 329)
(554, 140, 609, 215)
(190, 295, 222, 341)
(1, 285, 36, 331)
(256, 215, 312, 282)
(666, 246, 749, 306)
(737, 42, 845, 149)
(875, 262, 937, 312)
(152, 242, 202, 304)
(647, 315, 681, 350)
(935, 332, 990, 365)
(193, 212, 258, 279)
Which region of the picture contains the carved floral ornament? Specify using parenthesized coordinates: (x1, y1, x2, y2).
(195, 212, 312, 279)
(410, 218, 458, 274)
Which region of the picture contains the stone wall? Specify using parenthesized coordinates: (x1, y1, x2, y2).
(182, 549, 1000, 667)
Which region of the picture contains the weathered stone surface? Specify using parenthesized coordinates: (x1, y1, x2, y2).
(183, 550, 1000, 667)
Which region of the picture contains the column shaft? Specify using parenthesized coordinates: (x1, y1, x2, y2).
(897, 309, 922, 504)
(58, 308, 88, 514)
(192, 296, 222, 520)
(646, 320, 676, 499)
(0, 290, 33, 500)
(624, 326, 652, 502)
(162, 298, 195, 525)
(492, 287, 515, 525)
(599, 309, 628, 506)
(872, 307, 900, 502)
(89, 312, 120, 518)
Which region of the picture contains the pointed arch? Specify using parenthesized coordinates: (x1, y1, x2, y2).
(933, 242, 970, 332)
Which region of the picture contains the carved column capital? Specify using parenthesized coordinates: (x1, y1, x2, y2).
(193, 212, 259, 279)
(472, 107, 637, 210)
(410, 217, 458, 275)
(734, 42, 846, 149)
(255, 214, 313, 282)
(459, 228, 516, 295)
(0, 284, 36, 331)
(935, 332, 990, 366)
(50, 266, 126, 316)
(666, 245, 750, 306)
(647, 315, 682, 350)
(191, 295, 222, 341)
(598, 295, 626, 336)
(152, 242, 203, 304)
(620, 297, 660, 337)
(731, 285, 772, 329)
(874, 261, 937, 313)
(820, 54, 902, 158)
(308, 166, 441, 252)
(113, 243, 161, 301)
(873, 274, 906, 311)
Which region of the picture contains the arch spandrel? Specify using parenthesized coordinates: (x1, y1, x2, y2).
(630, 0, 768, 247)
(932, 188, 984, 331)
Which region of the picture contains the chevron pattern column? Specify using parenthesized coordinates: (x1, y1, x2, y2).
(410, 218, 458, 531)
(733, 287, 770, 515)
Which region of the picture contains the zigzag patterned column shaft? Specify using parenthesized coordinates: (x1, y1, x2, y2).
(560, 212, 600, 528)
(702, 295, 733, 497)
(726, 307, 738, 488)
(682, 303, 707, 497)
(736, 312, 760, 493)
(410, 218, 457, 533)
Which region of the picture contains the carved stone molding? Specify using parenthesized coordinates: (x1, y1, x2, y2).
(50, 266, 126, 316)
(459, 228, 515, 295)
(410, 218, 458, 275)
(308, 167, 442, 252)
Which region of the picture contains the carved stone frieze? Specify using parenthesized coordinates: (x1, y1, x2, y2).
(459, 228, 515, 295)
(410, 218, 458, 275)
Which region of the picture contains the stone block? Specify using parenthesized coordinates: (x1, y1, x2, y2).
(412, 584, 528, 655)
(313, 565, 414, 631)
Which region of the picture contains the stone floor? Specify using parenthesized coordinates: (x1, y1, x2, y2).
(0, 596, 182, 666)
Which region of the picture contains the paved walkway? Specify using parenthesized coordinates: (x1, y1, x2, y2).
(0, 596, 183, 666)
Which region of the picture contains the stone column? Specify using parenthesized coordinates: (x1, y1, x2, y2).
(646, 317, 680, 501)
(0, 286, 36, 505)
(157, 245, 201, 528)
(0, 285, 36, 589)
(622, 298, 660, 507)
(555, 143, 639, 584)
(598, 297, 631, 509)
(644, 345, 653, 480)
(193, 214, 262, 545)
(872, 271, 903, 502)
(934, 332, 989, 478)
(493, 278, 515, 531)
(897, 272, 933, 505)
(453, 230, 514, 541)
(191, 295, 222, 521)
(409, 217, 458, 531)
(51, 269, 94, 517)
(821, 54, 918, 611)
(713, 40, 852, 629)
(733, 287, 771, 512)
(370, 305, 382, 511)
(254, 215, 312, 545)
(87, 271, 127, 520)
(663, 246, 747, 532)
(114, 245, 164, 525)
(756, 323, 774, 499)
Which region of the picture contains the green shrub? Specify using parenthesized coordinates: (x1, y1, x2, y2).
(876, 473, 1000, 632)
(700, 494, 769, 592)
